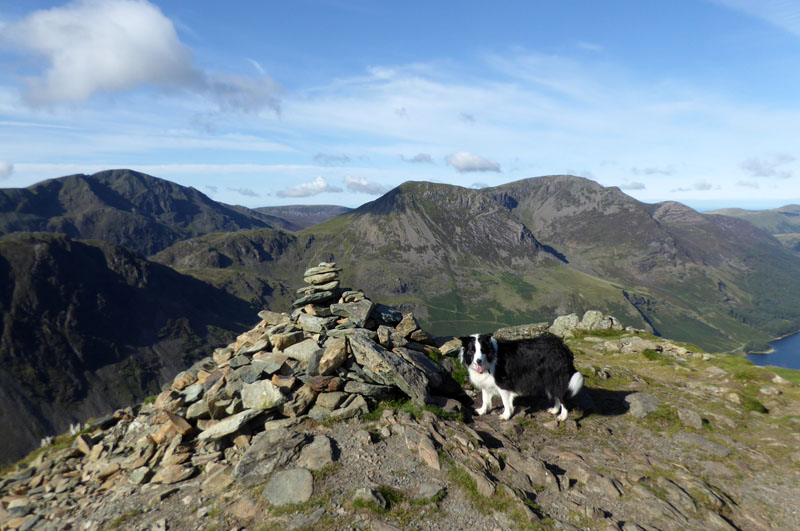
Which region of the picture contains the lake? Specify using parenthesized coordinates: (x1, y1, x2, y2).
(747, 332, 800, 370)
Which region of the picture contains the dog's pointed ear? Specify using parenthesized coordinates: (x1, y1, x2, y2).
(458, 336, 472, 346)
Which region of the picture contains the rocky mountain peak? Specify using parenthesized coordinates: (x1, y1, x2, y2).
(2, 264, 798, 530)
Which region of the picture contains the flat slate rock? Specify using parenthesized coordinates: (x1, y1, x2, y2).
(263, 468, 314, 506)
(348, 334, 429, 403)
(197, 409, 261, 441)
(624, 392, 661, 418)
(233, 428, 309, 488)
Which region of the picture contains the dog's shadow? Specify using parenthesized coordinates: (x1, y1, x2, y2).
(461, 386, 633, 422)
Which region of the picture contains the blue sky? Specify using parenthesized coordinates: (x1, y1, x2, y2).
(1, 0, 800, 210)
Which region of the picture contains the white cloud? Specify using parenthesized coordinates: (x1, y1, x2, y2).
(471, 182, 489, 189)
(314, 153, 352, 165)
(227, 186, 260, 197)
(741, 154, 795, 179)
(344, 175, 388, 195)
(632, 166, 674, 176)
(0, 162, 13, 179)
(737, 180, 759, 189)
(713, 0, 800, 38)
(694, 181, 714, 191)
(401, 153, 434, 164)
(445, 151, 501, 173)
(2, 0, 280, 112)
(620, 181, 646, 190)
(276, 176, 342, 198)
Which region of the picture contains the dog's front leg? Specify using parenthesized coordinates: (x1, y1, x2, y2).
(475, 389, 492, 415)
(499, 390, 516, 420)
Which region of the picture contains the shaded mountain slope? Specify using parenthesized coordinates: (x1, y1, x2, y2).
(708, 204, 800, 252)
(0, 169, 290, 255)
(0, 232, 256, 463)
(254, 204, 352, 230)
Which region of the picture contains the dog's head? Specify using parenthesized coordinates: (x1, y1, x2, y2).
(458, 334, 497, 374)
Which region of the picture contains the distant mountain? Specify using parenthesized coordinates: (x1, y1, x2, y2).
(0, 169, 293, 256)
(0, 232, 256, 463)
(254, 205, 352, 230)
(707, 204, 800, 252)
(155, 176, 800, 352)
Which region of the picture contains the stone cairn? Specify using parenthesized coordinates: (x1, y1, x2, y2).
(0, 263, 453, 529)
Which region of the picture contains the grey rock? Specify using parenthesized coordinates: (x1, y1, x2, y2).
(293, 290, 338, 307)
(228, 355, 251, 369)
(549, 313, 580, 336)
(296, 435, 336, 471)
(298, 313, 338, 334)
(288, 507, 325, 530)
(233, 428, 309, 488)
(284, 339, 324, 364)
(348, 334, 429, 403)
(237, 338, 270, 356)
(241, 380, 287, 410)
(307, 405, 332, 420)
(296, 280, 340, 294)
(180, 383, 204, 404)
(316, 391, 347, 410)
(396, 312, 421, 337)
(326, 327, 378, 341)
(232, 364, 264, 385)
(343, 380, 395, 398)
(330, 394, 369, 420)
(625, 392, 661, 418)
(258, 310, 291, 325)
(353, 486, 387, 509)
(186, 399, 210, 420)
(673, 432, 730, 457)
(330, 299, 375, 327)
(129, 466, 153, 485)
(271, 330, 306, 351)
(676, 406, 704, 429)
(197, 409, 261, 441)
(494, 322, 550, 341)
(579, 310, 620, 331)
(393, 347, 442, 388)
(414, 480, 446, 501)
(263, 468, 314, 506)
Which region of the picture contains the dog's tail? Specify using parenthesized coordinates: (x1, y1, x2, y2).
(567, 371, 584, 398)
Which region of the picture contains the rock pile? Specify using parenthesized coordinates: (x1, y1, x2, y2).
(0, 263, 455, 529)
(3, 274, 798, 531)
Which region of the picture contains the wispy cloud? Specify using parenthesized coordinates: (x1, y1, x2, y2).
(313, 153, 352, 165)
(401, 153, 435, 164)
(741, 154, 795, 178)
(620, 181, 646, 190)
(632, 166, 674, 176)
(227, 186, 260, 197)
(446, 151, 501, 173)
(0, 161, 13, 180)
(276, 176, 342, 198)
(344, 175, 388, 195)
(713, 0, 800, 38)
(1, 0, 281, 113)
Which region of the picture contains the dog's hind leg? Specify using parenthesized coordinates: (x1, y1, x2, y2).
(476, 389, 492, 416)
(499, 389, 517, 420)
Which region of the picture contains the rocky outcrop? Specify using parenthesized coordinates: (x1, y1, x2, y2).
(2, 272, 798, 530)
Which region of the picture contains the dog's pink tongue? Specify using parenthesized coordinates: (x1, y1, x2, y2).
(476, 365, 484, 374)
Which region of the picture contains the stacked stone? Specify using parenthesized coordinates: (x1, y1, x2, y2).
(0, 263, 459, 529)
(292, 262, 342, 308)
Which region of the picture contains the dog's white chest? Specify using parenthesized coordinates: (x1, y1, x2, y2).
(469, 367, 500, 394)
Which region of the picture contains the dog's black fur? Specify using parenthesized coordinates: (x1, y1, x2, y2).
(458, 332, 583, 420)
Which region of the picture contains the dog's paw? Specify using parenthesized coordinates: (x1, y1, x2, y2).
(475, 406, 488, 416)
(500, 410, 512, 421)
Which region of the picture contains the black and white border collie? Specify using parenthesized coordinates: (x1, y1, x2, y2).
(458, 332, 584, 421)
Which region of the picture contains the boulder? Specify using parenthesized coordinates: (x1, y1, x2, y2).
(348, 334, 430, 403)
(549, 313, 580, 337)
(241, 380, 287, 410)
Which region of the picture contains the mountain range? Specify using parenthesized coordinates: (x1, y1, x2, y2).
(3, 169, 800, 461)
(707, 204, 800, 252)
